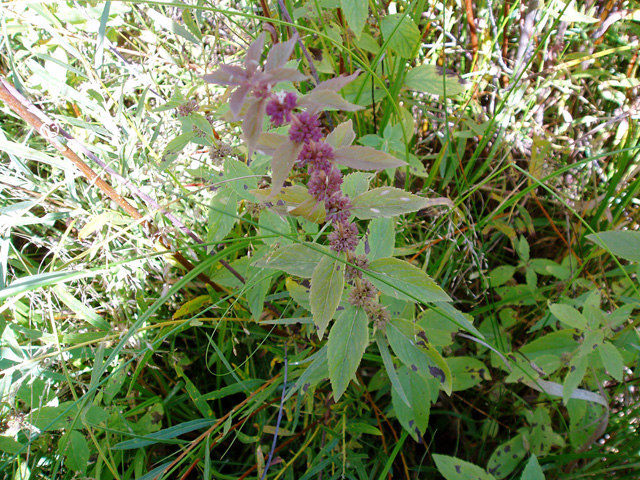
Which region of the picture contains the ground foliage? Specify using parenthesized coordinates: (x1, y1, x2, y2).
(1, 0, 640, 479)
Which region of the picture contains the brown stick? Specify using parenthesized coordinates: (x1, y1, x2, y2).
(0, 77, 223, 291)
(464, 0, 479, 65)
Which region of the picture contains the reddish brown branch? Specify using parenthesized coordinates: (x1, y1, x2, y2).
(464, 0, 479, 64)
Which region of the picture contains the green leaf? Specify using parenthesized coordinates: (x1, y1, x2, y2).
(63, 431, 90, 473)
(352, 187, 452, 220)
(521, 455, 545, 480)
(405, 64, 470, 97)
(376, 331, 410, 407)
(360, 217, 394, 260)
(549, 304, 588, 330)
(334, 146, 406, 170)
(447, 357, 491, 392)
(515, 235, 530, 262)
(145, 8, 200, 44)
(284, 345, 329, 401)
(0, 436, 23, 455)
(207, 187, 237, 246)
(248, 272, 272, 321)
(487, 434, 527, 479)
(433, 454, 496, 480)
(387, 318, 452, 394)
(341, 0, 367, 38)
(341, 172, 372, 200)
(380, 14, 421, 58)
(310, 255, 345, 339)
(252, 243, 327, 278)
(113, 418, 217, 450)
(391, 366, 432, 441)
(586, 230, 640, 262)
(489, 265, 516, 287)
(328, 306, 368, 400)
(326, 119, 356, 149)
(563, 354, 588, 404)
(78, 211, 127, 241)
(366, 257, 451, 303)
(224, 158, 258, 201)
(53, 285, 111, 331)
(599, 341, 624, 382)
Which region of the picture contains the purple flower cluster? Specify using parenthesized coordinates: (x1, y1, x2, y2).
(266, 91, 297, 126)
(289, 112, 323, 143)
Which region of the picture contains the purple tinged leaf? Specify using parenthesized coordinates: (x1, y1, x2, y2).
(245, 32, 266, 75)
(269, 141, 304, 197)
(297, 90, 363, 115)
(229, 84, 251, 119)
(265, 34, 298, 71)
(326, 120, 356, 149)
(265, 67, 308, 84)
(334, 146, 406, 171)
(316, 70, 361, 91)
(202, 65, 248, 86)
(256, 133, 288, 156)
(242, 98, 267, 159)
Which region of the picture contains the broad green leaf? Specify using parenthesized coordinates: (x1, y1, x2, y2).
(563, 353, 588, 404)
(207, 187, 237, 246)
(161, 131, 197, 168)
(433, 454, 496, 480)
(248, 272, 272, 321)
(53, 285, 111, 331)
(599, 341, 624, 382)
(353, 31, 380, 54)
(358, 217, 394, 260)
(224, 158, 258, 201)
(113, 418, 217, 450)
(549, 304, 588, 330)
(387, 318, 452, 394)
(145, 8, 201, 44)
(376, 331, 410, 407)
(392, 366, 432, 441)
(63, 431, 90, 473)
(341, 172, 372, 200)
(341, 0, 367, 38)
(310, 255, 345, 338)
(326, 119, 356, 149)
(519, 330, 579, 362)
(328, 306, 368, 400)
(258, 209, 293, 246)
(173, 295, 211, 319)
(0, 436, 22, 455)
(285, 278, 311, 311)
(433, 302, 483, 338)
(252, 243, 327, 278)
(416, 308, 458, 348)
(366, 257, 451, 303)
(289, 197, 326, 224)
(587, 230, 640, 262)
(521, 455, 545, 480)
(30, 402, 108, 431)
(284, 345, 329, 401)
(446, 357, 491, 392)
(348, 422, 382, 436)
(490, 265, 516, 287)
(380, 14, 421, 58)
(487, 434, 527, 479)
(530, 259, 570, 280)
(405, 64, 469, 97)
(334, 146, 406, 170)
(352, 187, 453, 220)
(515, 236, 530, 262)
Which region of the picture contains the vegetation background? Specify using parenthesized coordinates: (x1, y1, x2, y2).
(0, 0, 639, 478)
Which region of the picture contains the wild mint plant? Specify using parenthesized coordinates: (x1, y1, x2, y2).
(202, 32, 471, 440)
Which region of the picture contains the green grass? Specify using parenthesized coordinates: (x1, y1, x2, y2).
(1, 0, 640, 479)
